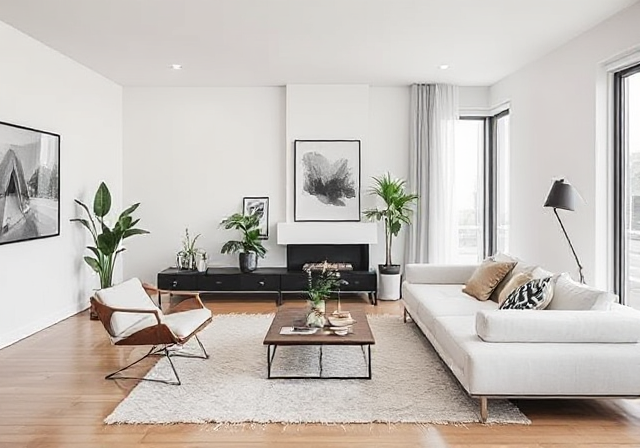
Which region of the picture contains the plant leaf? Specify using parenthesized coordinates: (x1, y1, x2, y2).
(97, 230, 118, 255)
(123, 228, 150, 239)
(93, 182, 112, 218)
(118, 203, 140, 220)
(83, 256, 101, 273)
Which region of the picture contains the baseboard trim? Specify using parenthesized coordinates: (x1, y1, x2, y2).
(0, 302, 89, 349)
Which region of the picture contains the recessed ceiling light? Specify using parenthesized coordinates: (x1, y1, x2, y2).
(439, 64, 450, 70)
(170, 64, 183, 70)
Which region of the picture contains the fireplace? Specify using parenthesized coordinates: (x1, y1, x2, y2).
(286, 244, 370, 271)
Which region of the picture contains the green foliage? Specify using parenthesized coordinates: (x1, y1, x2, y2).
(71, 182, 149, 288)
(220, 211, 266, 258)
(363, 173, 418, 266)
(305, 268, 347, 306)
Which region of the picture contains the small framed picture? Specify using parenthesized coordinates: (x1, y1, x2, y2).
(243, 197, 269, 239)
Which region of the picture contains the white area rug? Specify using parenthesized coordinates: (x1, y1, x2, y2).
(105, 314, 530, 425)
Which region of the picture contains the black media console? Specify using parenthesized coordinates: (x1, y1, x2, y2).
(157, 267, 377, 306)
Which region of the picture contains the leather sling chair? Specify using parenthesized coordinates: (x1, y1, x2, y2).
(91, 278, 212, 385)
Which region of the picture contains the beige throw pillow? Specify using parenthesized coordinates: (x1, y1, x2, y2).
(462, 259, 517, 301)
(497, 271, 535, 305)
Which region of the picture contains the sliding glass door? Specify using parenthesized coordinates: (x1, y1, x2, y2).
(614, 64, 640, 307)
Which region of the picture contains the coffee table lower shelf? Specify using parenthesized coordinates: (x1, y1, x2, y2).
(266, 344, 372, 380)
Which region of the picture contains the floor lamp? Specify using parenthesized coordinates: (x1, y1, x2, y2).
(543, 179, 585, 283)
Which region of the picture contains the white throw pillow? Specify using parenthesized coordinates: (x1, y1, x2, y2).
(546, 273, 617, 310)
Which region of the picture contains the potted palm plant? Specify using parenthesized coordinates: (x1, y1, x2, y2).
(220, 211, 266, 272)
(72, 182, 149, 318)
(363, 173, 418, 300)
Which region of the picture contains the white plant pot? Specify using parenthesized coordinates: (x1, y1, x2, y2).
(378, 272, 402, 301)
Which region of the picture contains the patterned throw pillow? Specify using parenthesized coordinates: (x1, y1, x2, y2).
(499, 276, 554, 310)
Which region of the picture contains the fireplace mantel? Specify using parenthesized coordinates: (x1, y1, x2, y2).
(276, 222, 378, 245)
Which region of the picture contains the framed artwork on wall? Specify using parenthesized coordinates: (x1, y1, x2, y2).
(243, 196, 269, 239)
(0, 121, 60, 245)
(294, 140, 361, 222)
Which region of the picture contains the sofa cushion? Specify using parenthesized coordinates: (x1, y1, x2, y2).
(500, 276, 554, 310)
(462, 258, 517, 301)
(546, 273, 617, 310)
(497, 271, 535, 305)
(405, 264, 479, 284)
(476, 309, 640, 343)
(403, 283, 498, 329)
(162, 308, 212, 339)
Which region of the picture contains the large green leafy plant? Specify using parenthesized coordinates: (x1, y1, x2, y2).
(72, 182, 149, 288)
(363, 173, 418, 266)
(220, 211, 266, 257)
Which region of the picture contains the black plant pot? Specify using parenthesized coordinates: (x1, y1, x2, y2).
(379, 264, 401, 275)
(239, 252, 258, 273)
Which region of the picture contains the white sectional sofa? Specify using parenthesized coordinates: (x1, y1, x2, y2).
(401, 263, 640, 422)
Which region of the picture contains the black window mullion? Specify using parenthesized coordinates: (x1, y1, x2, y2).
(484, 117, 495, 258)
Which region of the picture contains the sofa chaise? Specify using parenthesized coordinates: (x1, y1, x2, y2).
(401, 262, 640, 422)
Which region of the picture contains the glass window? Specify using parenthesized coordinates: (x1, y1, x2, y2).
(616, 66, 640, 308)
(453, 112, 510, 263)
(453, 119, 484, 263)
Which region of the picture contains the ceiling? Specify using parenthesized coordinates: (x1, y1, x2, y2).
(0, 0, 636, 87)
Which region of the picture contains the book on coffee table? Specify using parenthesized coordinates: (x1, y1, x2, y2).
(279, 326, 319, 335)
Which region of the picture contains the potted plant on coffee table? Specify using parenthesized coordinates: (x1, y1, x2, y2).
(363, 172, 418, 300)
(305, 266, 346, 328)
(72, 182, 149, 318)
(220, 210, 266, 272)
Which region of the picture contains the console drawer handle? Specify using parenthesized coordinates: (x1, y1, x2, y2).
(258, 280, 265, 286)
(172, 280, 178, 287)
(215, 281, 223, 285)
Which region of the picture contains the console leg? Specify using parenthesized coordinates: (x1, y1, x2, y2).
(479, 397, 488, 423)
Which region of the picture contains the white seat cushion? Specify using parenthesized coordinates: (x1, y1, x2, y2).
(403, 283, 498, 329)
(162, 309, 212, 339)
(96, 278, 162, 341)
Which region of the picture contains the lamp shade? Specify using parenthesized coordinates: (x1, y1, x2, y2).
(544, 179, 579, 211)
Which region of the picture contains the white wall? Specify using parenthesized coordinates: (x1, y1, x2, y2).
(490, 2, 640, 286)
(123, 85, 415, 280)
(0, 21, 123, 348)
(123, 88, 286, 281)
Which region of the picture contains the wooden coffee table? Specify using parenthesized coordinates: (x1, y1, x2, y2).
(263, 306, 375, 379)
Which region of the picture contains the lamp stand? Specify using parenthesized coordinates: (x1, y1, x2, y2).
(552, 208, 585, 284)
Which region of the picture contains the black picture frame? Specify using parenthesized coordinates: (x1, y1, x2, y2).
(0, 120, 60, 245)
(243, 196, 269, 239)
(294, 140, 361, 222)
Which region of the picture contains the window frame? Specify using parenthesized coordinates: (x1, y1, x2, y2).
(613, 63, 640, 304)
(458, 109, 510, 261)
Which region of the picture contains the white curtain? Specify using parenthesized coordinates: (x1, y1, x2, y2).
(406, 84, 458, 264)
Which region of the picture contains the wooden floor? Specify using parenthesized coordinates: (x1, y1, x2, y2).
(2, 295, 640, 448)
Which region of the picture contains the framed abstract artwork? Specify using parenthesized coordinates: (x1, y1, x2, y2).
(0, 121, 60, 245)
(243, 196, 269, 239)
(294, 140, 361, 222)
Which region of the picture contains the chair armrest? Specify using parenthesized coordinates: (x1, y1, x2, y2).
(165, 293, 207, 314)
(90, 297, 163, 337)
(109, 306, 163, 325)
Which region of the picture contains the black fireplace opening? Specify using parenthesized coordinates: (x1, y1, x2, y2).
(286, 244, 370, 272)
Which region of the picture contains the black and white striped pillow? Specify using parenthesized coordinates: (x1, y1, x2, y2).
(499, 276, 554, 310)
